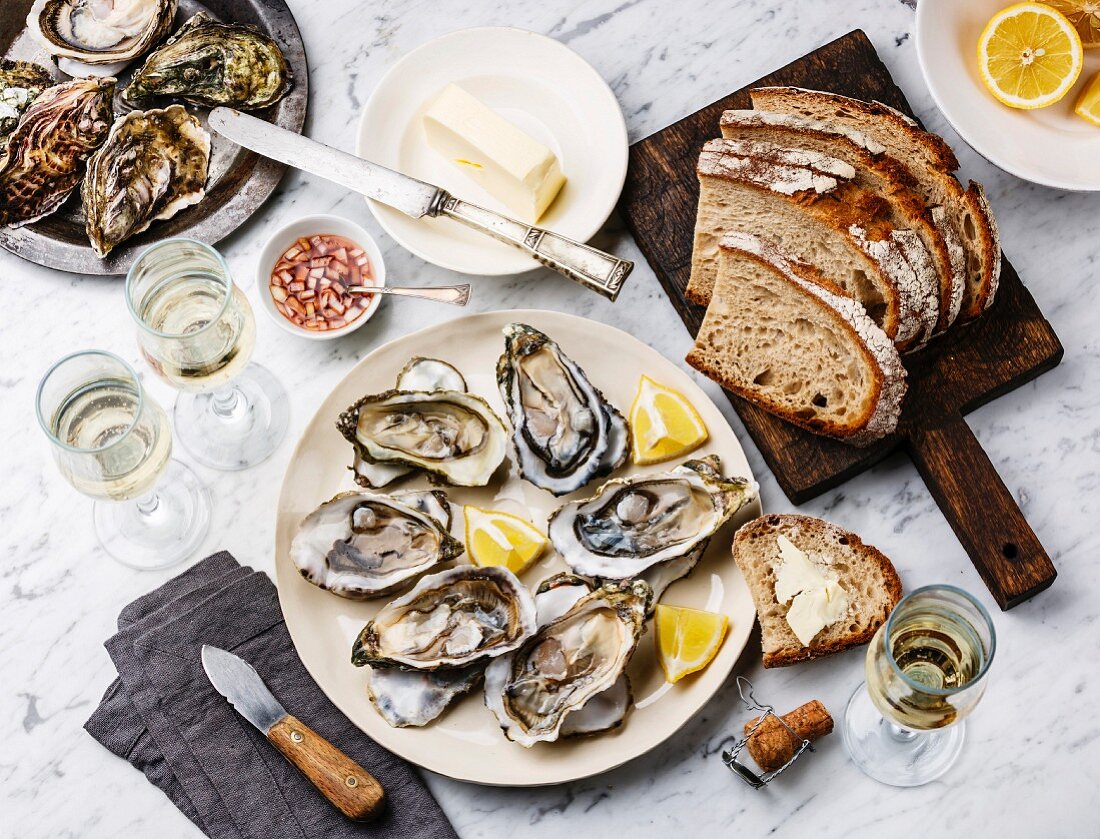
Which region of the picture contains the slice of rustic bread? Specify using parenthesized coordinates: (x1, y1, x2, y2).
(749, 87, 1001, 320)
(690, 138, 938, 350)
(686, 232, 907, 445)
(720, 110, 964, 333)
(732, 513, 903, 668)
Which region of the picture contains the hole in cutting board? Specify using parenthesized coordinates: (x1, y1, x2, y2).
(1002, 542, 1019, 560)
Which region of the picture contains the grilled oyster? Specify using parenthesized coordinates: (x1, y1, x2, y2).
(497, 323, 629, 497)
(548, 456, 757, 579)
(0, 77, 114, 227)
(290, 490, 461, 600)
(338, 389, 507, 488)
(82, 105, 210, 257)
(365, 664, 484, 728)
(123, 13, 292, 109)
(353, 358, 470, 488)
(27, 0, 176, 65)
(351, 565, 537, 670)
(484, 580, 650, 747)
(0, 61, 53, 139)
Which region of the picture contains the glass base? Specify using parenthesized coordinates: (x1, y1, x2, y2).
(174, 362, 289, 471)
(842, 681, 966, 787)
(93, 460, 211, 571)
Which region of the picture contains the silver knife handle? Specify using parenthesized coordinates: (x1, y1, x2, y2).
(437, 197, 633, 301)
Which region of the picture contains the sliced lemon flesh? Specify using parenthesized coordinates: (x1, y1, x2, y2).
(978, 2, 1083, 109)
(655, 603, 729, 683)
(1075, 69, 1100, 124)
(1043, 0, 1100, 49)
(629, 375, 709, 465)
(463, 506, 547, 574)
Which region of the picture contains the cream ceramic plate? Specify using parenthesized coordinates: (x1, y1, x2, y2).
(356, 27, 629, 275)
(275, 310, 761, 786)
(916, 0, 1100, 191)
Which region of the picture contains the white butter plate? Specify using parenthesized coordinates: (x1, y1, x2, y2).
(356, 27, 629, 275)
(274, 310, 760, 786)
(916, 0, 1100, 191)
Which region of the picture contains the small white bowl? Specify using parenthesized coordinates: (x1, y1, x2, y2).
(255, 214, 387, 340)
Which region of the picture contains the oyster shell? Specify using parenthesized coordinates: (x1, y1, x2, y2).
(0, 61, 53, 139)
(351, 565, 537, 670)
(27, 0, 176, 65)
(290, 490, 462, 600)
(0, 77, 114, 227)
(81, 104, 210, 256)
(123, 13, 292, 109)
(338, 389, 507, 488)
(484, 580, 650, 747)
(353, 357, 469, 488)
(548, 456, 757, 579)
(365, 663, 484, 728)
(497, 323, 629, 496)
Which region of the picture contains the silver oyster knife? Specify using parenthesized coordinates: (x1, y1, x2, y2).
(208, 107, 633, 300)
(200, 645, 385, 821)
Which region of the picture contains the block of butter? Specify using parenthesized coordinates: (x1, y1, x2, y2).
(423, 84, 566, 222)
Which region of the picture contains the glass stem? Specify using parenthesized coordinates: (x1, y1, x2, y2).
(134, 490, 161, 517)
(886, 721, 920, 743)
(211, 385, 243, 419)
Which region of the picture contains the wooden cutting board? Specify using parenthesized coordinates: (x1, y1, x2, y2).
(619, 29, 1062, 610)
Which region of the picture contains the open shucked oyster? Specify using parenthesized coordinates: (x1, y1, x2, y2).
(0, 61, 53, 139)
(27, 0, 177, 66)
(338, 388, 508, 488)
(352, 565, 537, 670)
(548, 455, 757, 580)
(82, 104, 210, 256)
(123, 13, 292, 109)
(290, 490, 462, 599)
(484, 580, 651, 747)
(497, 323, 629, 496)
(0, 77, 114, 227)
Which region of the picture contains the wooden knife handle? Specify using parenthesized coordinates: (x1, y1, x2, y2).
(906, 412, 1057, 610)
(268, 715, 385, 821)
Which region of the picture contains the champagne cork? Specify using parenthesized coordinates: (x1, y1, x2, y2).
(744, 700, 833, 772)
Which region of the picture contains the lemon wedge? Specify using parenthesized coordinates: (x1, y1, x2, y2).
(1043, 1, 1100, 49)
(463, 506, 547, 574)
(1075, 69, 1100, 124)
(629, 375, 709, 465)
(655, 603, 729, 683)
(978, 3, 1083, 109)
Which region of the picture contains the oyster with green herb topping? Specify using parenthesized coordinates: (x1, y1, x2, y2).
(123, 13, 292, 109)
(0, 61, 53, 139)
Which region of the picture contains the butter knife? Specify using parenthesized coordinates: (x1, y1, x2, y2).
(208, 107, 633, 301)
(200, 645, 385, 821)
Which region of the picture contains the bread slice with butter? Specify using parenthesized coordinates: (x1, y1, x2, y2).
(732, 514, 902, 668)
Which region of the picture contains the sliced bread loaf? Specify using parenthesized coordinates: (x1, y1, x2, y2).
(732, 513, 903, 668)
(685, 232, 907, 445)
(749, 87, 1001, 320)
(720, 110, 964, 333)
(689, 138, 939, 350)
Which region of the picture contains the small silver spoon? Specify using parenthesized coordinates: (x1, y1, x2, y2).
(347, 283, 470, 306)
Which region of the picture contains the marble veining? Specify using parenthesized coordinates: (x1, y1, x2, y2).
(2, 0, 1098, 836)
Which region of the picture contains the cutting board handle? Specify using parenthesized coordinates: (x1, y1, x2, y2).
(906, 412, 1056, 610)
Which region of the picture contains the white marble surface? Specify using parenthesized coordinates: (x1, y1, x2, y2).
(3, 0, 1098, 836)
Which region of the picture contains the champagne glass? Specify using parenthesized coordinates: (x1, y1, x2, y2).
(36, 350, 211, 570)
(842, 584, 996, 786)
(126, 238, 289, 470)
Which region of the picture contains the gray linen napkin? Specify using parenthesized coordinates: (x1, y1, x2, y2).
(85, 552, 458, 839)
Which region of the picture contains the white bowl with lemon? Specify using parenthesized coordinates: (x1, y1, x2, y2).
(916, 0, 1100, 190)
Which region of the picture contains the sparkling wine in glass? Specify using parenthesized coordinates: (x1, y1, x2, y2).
(36, 350, 211, 570)
(842, 584, 996, 786)
(126, 238, 288, 470)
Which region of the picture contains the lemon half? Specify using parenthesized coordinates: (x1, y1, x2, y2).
(978, 2, 1083, 109)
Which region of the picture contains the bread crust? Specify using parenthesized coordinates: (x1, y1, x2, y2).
(732, 513, 904, 668)
(686, 233, 906, 445)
